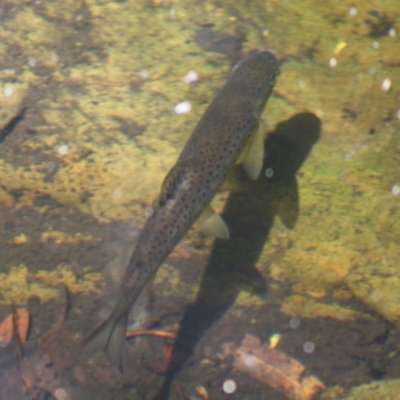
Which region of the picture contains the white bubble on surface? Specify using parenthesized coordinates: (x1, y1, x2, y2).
(46, 161, 56, 172)
(265, 168, 274, 178)
(391, 183, 400, 196)
(303, 341, 315, 353)
(4, 86, 14, 97)
(290, 316, 301, 329)
(222, 379, 237, 394)
(182, 70, 199, 83)
(174, 101, 192, 115)
(298, 80, 306, 88)
(112, 188, 123, 201)
(54, 388, 69, 400)
(57, 144, 69, 156)
(243, 352, 257, 368)
(140, 69, 149, 79)
(348, 7, 358, 17)
(381, 78, 391, 92)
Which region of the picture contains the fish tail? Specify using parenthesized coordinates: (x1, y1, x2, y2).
(84, 312, 128, 373)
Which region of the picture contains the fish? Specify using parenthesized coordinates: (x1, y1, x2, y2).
(85, 50, 279, 372)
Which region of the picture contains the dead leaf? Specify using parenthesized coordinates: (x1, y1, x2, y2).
(234, 334, 325, 400)
(0, 308, 29, 345)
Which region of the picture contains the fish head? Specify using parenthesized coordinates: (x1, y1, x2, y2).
(230, 50, 279, 117)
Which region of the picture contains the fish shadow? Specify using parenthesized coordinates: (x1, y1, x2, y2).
(155, 112, 321, 399)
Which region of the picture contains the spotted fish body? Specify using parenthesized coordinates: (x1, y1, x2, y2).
(86, 50, 279, 371)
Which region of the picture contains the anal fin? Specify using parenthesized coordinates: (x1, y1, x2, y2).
(197, 205, 230, 239)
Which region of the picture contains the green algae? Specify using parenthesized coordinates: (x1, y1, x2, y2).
(341, 379, 400, 400)
(0, 264, 102, 305)
(281, 294, 364, 321)
(262, 126, 400, 323)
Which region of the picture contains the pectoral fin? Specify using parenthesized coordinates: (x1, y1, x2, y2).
(221, 168, 243, 192)
(157, 160, 189, 207)
(239, 125, 264, 180)
(198, 205, 230, 239)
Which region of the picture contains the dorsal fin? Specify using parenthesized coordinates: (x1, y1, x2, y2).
(197, 205, 230, 239)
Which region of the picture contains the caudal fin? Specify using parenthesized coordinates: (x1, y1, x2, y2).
(84, 313, 128, 372)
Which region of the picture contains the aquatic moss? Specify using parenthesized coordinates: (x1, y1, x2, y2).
(341, 379, 400, 400)
(0, 264, 102, 305)
(346, 271, 400, 324)
(269, 240, 358, 296)
(40, 230, 99, 245)
(281, 294, 362, 321)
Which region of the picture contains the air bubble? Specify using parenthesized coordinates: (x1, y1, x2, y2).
(265, 168, 274, 178)
(243, 352, 256, 368)
(54, 388, 69, 400)
(289, 316, 300, 329)
(222, 379, 237, 394)
(174, 101, 192, 115)
(348, 7, 358, 17)
(4, 86, 14, 97)
(381, 78, 391, 92)
(46, 161, 56, 172)
(57, 144, 69, 156)
(303, 341, 315, 353)
(182, 70, 198, 83)
(140, 69, 149, 79)
(112, 189, 123, 200)
(391, 183, 400, 196)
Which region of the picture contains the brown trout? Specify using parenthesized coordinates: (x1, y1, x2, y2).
(85, 50, 279, 371)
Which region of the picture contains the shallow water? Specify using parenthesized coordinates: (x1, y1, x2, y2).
(0, 1, 399, 399)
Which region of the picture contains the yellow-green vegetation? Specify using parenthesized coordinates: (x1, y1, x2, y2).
(40, 230, 99, 245)
(153, 262, 184, 298)
(235, 291, 267, 309)
(263, 126, 400, 322)
(341, 379, 400, 400)
(0, 264, 102, 305)
(281, 294, 363, 321)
